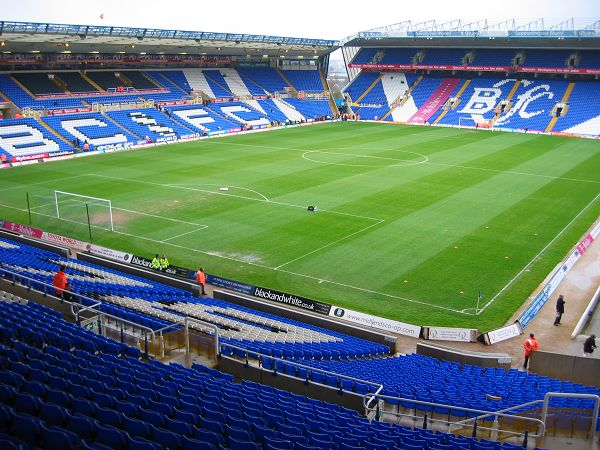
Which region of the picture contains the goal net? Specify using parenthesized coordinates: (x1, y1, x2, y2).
(54, 191, 114, 231)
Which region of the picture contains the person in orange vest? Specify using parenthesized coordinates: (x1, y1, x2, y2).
(0, 153, 6, 164)
(83, 141, 90, 151)
(195, 267, 206, 296)
(523, 333, 539, 370)
(52, 265, 68, 299)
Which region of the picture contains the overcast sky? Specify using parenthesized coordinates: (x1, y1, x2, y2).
(2, 0, 599, 40)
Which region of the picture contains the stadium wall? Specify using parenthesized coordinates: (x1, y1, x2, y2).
(530, 350, 600, 387)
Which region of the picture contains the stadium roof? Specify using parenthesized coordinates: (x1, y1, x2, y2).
(342, 18, 600, 49)
(0, 21, 339, 57)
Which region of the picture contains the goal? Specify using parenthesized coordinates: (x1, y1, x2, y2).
(54, 191, 114, 231)
(458, 117, 478, 128)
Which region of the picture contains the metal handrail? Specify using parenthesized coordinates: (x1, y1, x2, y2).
(184, 317, 220, 358)
(362, 392, 546, 439)
(219, 342, 383, 394)
(0, 265, 156, 340)
(541, 392, 599, 437)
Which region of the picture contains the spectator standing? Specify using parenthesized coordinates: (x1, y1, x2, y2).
(151, 254, 160, 270)
(52, 265, 68, 299)
(523, 333, 539, 370)
(62, 282, 75, 303)
(583, 335, 596, 357)
(195, 268, 207, 295)
(554, 295, 565, 325)
(159, 255, 169, 272)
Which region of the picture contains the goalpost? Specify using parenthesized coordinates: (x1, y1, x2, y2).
(458, 117, 478, 128)
(54, 191, 114, 231)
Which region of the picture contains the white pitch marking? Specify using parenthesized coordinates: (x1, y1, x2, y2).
(274, 219, 385, 270)
(208, 140, 600, 185)
(0, 174, 91, 193)
(476, 190, 600, 315)
(90, 173, 383, 222)
(301, 150, 429, 168)
(0, 200, 473, 315)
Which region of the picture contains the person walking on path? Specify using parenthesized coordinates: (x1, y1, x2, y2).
(52, 265, 68, 299)
(195, 268, 207, 295)
(554, 294, 565, 325)
(523, 333, 539, 369)
(584, 334, 596, 357)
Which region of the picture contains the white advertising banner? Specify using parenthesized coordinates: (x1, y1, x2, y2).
(487, 322, 523, 344)
(88, 245, 132, 263)
(329, 306, 421, 338)
(427, 327, 477, 342)
(40, 231, 91, 252)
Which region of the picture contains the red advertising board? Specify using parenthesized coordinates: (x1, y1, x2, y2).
(349, 63, 600, 75)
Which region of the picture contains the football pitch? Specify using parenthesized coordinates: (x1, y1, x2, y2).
(1, 122, 599, 330)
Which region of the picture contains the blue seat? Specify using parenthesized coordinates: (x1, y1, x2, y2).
(70, 383, 92, 399)
(11, 412, 42, 447)
(127, 436, 163, 450)
(91, 391, 115, 409)
(164, 417, 195, 437)
(199, 417, 225, 434)
(38, 402, 68, 427)
(226, 424, 254, 443)
(70, 397, 98, 418)
(138, 409, 165, 428)
(193, 428, 224, 446)
(0, 371, 25, 389)
(65, 413, 98, 441)
(151, 426, 181, 449)
(13, 392, 41, 416)
(96, 406, 123, 427)
(266, 438, 294, 450)
(121, 415, 151, 439)
(228, 436, 261, 450)
(41, 424, 80, 450)
(22, 380, 47, 398)
(94, 424, 128, 450)
(45, 389, 71, 408)
(180, 436, 217, 450)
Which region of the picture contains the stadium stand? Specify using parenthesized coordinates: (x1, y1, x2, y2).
(520, 50, 572, 68)
(55, 72, 100, 93)
(85, 72, 124, 90)
(552, 81, 600, 135)
(283, 98, 332, 119)
(146, 70, 192, 93)
(120, 71, 160, 90)
(202, 70, 234, 98)
(0, 117, 72, 159)
(236, 68, 289, 94)
(468, 49, 517, 67)
(255, 99, 290, 123)
(281, 70, 324, 93)
(272, 355, 600, 427)
(12, 73, 64, 95)
(378, 48, 417, 65)
(0, 74, 85, 110)
(0, 236, 389, 359)
(344, 72, 381, 102)
(0, 293, 543, 450)
(42, 112, 138, 148)
(421, 49, 467, 66)
(106, 108, 196, 140)
(351, 48, 379, 65)
(208, 101, 272, 127)
(167, 104, 240, 133)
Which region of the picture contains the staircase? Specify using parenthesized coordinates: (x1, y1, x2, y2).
(318, 70, 337, 116)
(243, 100, 266, 114)
(408, 78, 461, 124)
(545, 82, 576, 132)
(433, 79, 471, 125)
(272, 98, 304, 121)
(80, 72, 105, 92)
(116, 73, 133, 87)
(383, 75, 424, 122)
(142, 73, 164, 89)
(355, 74, 383, 103)
(36, 118, 75, 147)
(491, 80, 521, 124)
(182, 69, 214, 98)
(102, 113, 143, 140)
(50, 75, 69, 94)
(157, 73, 189, 95)
(276, 69, 298, 96)
(203, 71, 233, 97)
(380, 73, 412, 121)
(10, 76, 36, 98)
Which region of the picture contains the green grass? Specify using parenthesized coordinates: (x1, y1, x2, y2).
(1, 122, 599, 330)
